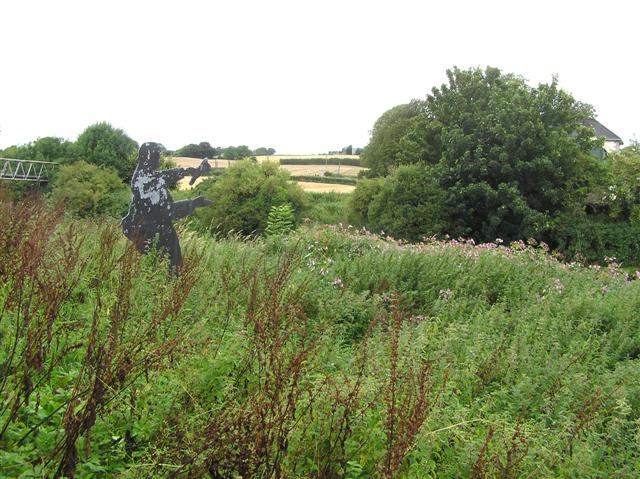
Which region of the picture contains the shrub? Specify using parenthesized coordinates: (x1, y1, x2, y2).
(266, 203, 295, 236)
(195, 160, 307, 236)
(350, 164, 447, 240)
(222, 145, 252, 160)
(51, 161, 129, 217)
(551, 214, 640, 264)
(348, 177, 384, 226)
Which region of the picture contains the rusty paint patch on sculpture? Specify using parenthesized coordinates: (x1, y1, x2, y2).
(122, 142, 212, 270)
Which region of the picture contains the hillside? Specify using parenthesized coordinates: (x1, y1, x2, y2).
(1, 197, 639, 478)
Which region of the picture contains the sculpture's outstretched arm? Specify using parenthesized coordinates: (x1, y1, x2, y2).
(158, 167, 197, 188)
(159, 159, 211, 187)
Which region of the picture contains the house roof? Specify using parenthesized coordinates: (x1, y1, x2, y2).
(582, 118, 623, 144)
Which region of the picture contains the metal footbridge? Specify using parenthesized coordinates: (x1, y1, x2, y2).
(0, 158, 57, 183)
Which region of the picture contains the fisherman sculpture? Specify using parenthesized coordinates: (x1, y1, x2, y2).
(122, 142, 212, 270)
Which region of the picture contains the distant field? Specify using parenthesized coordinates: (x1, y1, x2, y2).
(295, 182, 355, 193)
(280, 164, 364, 177)
(255, 154, 360, 163)
(173, 155, 364, 192)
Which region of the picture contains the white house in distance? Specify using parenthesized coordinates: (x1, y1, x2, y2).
(582, 118, 624, 154)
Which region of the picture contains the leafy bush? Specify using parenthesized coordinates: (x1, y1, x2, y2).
(348, 177, 384, 226)
(253, 147, 276, 155)
(265, 203, 295, 236)
(1, 136, 77, 163)
(51, 161, 129, 217)
(280, 157, 362, 166)
(194, 160, 307, 236)
(366, 164, 448, 240)
(551, 214, 640, 264)
(603, 146, 640, 222)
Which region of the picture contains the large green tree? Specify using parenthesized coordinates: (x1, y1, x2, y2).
(222, 145, 253, 160)
(75, 122, 138, 181)
(360, 102, 423, 177)
(360, 66, 599, 242)
(253, 147, 276, 156)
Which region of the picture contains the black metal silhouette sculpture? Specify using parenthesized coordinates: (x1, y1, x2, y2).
(122, 142, 212, 270)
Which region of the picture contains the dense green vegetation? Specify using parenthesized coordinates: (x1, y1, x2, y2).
(303, 191, 351, 225)
(354, 66, 640, 265)
(193, 160, 307, 236)
(253, 147, 276, 156)
(51, 161, 130, 218)
(75, 122, 138, 182)
(2, 195, 640, 478)
(222, 145, 253, 160)
(1, 123, 137, 212)
(359, 102, 422, 177)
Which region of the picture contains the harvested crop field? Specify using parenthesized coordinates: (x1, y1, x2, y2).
(173, 157, 236, 169)
(295, 181, 355, 193)
(279, 164, 364, 177)
(254, 154, 359, 163)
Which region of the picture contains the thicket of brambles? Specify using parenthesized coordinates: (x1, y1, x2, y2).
(1, 193, 639, 478)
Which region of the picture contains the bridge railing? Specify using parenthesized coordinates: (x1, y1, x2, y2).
(0, 158, 57, 183)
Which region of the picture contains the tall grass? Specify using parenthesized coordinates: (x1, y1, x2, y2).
(1, 195, 640, 477)
(302, 192, 351, 225)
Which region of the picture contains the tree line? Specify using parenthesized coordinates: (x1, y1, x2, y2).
(172, 143, 276, 160)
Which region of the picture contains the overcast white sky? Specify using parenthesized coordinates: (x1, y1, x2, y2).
(1, 0, 638, 154)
